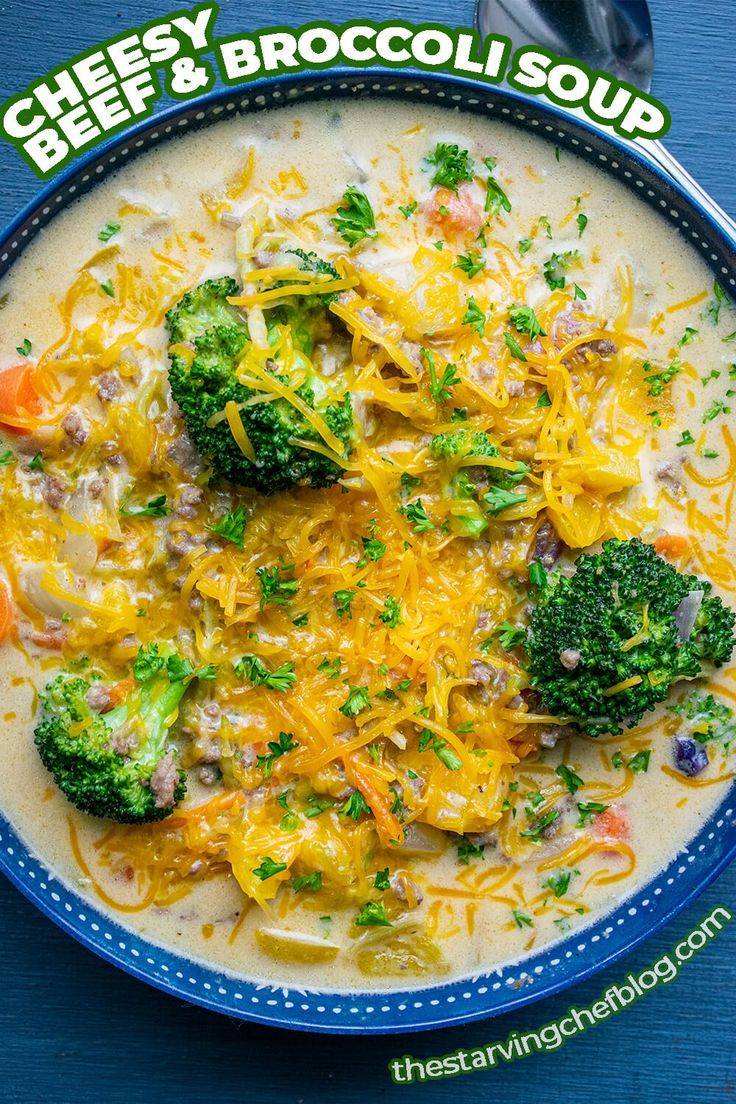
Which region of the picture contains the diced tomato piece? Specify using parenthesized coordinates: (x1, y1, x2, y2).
(426, 185, 483, 234)
(0, 364, 41, 434)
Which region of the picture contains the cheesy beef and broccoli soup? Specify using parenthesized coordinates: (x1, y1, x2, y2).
(0, 100, 735, 990)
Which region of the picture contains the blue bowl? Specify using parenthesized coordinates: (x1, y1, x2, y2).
(1, 70, 735, 1034)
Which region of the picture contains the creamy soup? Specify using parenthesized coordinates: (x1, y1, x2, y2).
(0, 99, 734, 992)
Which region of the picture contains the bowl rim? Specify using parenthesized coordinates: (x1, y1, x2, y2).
(0, 66, 735, 1035)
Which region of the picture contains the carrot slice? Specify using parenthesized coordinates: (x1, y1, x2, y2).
(0, 584, 14, 643)
(344, 755, 404, 847)
(0, 364, 42, 434)
(654, 533, 690, 560)
(426, 185, 483, 234)
(591, 805, 631, 842)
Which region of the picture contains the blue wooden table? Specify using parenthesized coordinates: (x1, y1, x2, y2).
(1, 3, 734, 1101)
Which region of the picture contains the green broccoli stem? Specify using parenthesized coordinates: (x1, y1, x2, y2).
(105, 677, 189, 767)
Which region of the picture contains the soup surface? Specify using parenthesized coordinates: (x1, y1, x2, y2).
(0, 99, 735, 992)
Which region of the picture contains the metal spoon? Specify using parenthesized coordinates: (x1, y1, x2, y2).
(475, 0, 736, 240)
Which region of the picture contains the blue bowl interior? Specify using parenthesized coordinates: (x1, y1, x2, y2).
(0, 70, 734, 1034)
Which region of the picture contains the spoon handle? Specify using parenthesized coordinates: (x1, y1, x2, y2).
(638, 139, 736, 247)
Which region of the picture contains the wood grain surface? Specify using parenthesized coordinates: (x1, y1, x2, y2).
(0, 2, 734, 1101)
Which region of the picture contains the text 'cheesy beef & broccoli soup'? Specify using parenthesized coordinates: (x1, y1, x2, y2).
(0, 100, 734, 990)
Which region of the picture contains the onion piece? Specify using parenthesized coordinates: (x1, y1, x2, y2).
(674, 589, 704, 641)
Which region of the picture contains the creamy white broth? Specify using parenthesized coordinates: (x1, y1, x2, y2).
(0, 98, 734, 992)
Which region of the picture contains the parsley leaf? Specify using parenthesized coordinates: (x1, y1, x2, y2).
(457, 838, 485, 864)
(399, 200, 417, 219)
(425, 142, 474, 192)
(484, 486, 528, 515)
(234, 655, 297, 692)
(339, 685, 371, 719)
(208, 505, 247, 549)
(292, 871, 322, 892)
(119, 489, 170, 518)
(15, 338, 32, 357)
(454, 251, 486, 279)
(509, 304, 546, 341)
(257, 564, 298, 607)
(504, 332, 528, 362)
(575, 801, 608, 827)
(576, 213, 588, 237)
(422, 347, 460, 403)
(496, 621, 527, 650)
(374, 867, 391, 890)
(403, 498, 434, 533)
(255, 731, 298, 778)
(379, 596, 403, 628)
(355, 901, 391, 927)
(341, 791, 371, 820)
(318, 656, 342, 679)
(252, 856, 287, 881)
(543, 250, 579, 290)
(555, 763, 584, 794)
(463, 296, 486, 336)
(483, 157, 511, 215)
(334, 589, 356, 619)
(332, 186, 378, 248)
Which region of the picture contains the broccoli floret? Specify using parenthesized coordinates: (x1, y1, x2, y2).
(430, 429, 530, 536)
(166, 270, 354, 494)
(429, 429, 499, 461)
(34, 652, 198, 823)
(526, 538, 736, 736)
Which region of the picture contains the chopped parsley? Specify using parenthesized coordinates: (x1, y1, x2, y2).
(374, 868, 391, 890)
(543, 250, 579, 290)
(555, 763, 584, 794)
(483, 156, 511, 215)
(208, 505, 246, 549)
(425, 142, 474, 192)
(679, 326, 699, 346)
(537, 390, 552, 408)
(379, 596, 403, 628)
(546, 870, 573, 898)
(454, 251, 486, 279)
(27, 452, 45, 472)
(339, 685, 371, 719)
(573, 284, 587, 300)
(520, 809, 560, 842)
(359, 535, 386, 564)
(252, 856, 288, 881)
(628, 750, 651, 773)
(463, 296, 486, 336)
(418, 727, 462, 770)
(341, 791, 371, 820)
(513, 909, 534, 929)
(576, 213, 588, 237)
(234, 655, 297, 692)
(519, 238, 534, 255)
(503, 332, 527, 362)
(399, 471, 422, 497)
(119, 489, 170, 518)
(457, 838, 485, 864)
(355, 901, 391, 927)
(0, 449, 13, 466)
(484, 486, 528, 515)
(422, 347, 460, 403)
(403, 499, 434, 533)
(334, 589, 356, 619)
(705, 280, 726, 325)
(643, 357, 682, 397)
(509, 304, 546, 341)
(676, 429, 695, 447)
(255, 731, 298, 779)
(292, 871, 322, 893)
(332, 186, 377, 247)
(15, 338, 32, 357)
(575, 801, 608, 828)
(257, 563, 299, 607)
(399, 200, 418, 219)
(318, 656, 341, 679)
(99, 279, 115, 297)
